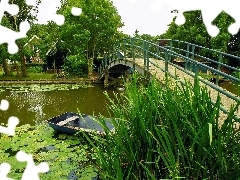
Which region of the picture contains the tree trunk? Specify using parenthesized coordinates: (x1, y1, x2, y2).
(21, 56, 27, 78)
(88, 58, 93, 77)
(53, 58, 56, 74)
(15, 62, 21, 78)
(88, 42, 96, 78)
(3, 59, 11, 76)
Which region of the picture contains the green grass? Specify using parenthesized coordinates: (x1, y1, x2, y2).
(0, 71, 55, 80)
(82, 73, 240, 179)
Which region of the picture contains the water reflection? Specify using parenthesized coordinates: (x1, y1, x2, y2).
(0, 85, 116, 126)
(218, 81, 240, 97)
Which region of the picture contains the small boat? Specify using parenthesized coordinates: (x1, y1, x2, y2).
(46, 112, 115, 135)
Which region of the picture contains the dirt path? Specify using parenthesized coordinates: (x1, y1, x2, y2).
(127, 58, 240, 125)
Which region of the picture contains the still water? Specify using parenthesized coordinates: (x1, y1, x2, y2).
(218, 82, 240, 97)
(0, 81, 238, 127)
(0, 85, 118, 126)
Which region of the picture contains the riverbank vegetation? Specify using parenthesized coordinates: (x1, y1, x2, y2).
(0, 75, 239, 179)
(84, 74, 240, 179)
(0, 70, 53, 80)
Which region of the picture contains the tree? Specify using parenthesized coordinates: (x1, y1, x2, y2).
(160, 11, 235, 61)
(58, 0, 123, 77)
(227, 30, 240, 67)
(0, 0, 39, 77)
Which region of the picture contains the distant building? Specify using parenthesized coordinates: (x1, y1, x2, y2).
(45, 40, 68, 73)
(23, 35, 43, 64)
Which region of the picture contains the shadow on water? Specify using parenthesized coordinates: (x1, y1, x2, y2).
(0, 84, 120, 126)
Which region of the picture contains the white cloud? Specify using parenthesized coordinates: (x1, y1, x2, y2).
(112, 0, 175, 36)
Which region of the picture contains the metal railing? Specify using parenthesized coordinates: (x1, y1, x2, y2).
(98, 37, 240, 121)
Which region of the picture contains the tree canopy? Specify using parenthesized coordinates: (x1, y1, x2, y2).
(35, 0, 124, 77)
(161, 11, 235, 50)
(58, 0, 123, 58)
(0, 0, 123, 77)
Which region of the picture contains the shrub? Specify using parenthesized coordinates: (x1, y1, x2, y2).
(63, 55, 88, 77)
(231, 68, 240, 79)
(26, 66, 43, 73)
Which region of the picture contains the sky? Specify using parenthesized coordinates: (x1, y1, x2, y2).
(36, 0, 176, 36)
(111, 0, 175, 36)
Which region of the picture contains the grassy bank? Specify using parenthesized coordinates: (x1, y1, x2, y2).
(83, 74, 240, 179)
(0, 71, 54, 80)
(0, 70, 95, 81)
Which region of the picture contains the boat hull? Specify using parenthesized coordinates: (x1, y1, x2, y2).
(46, 112, 114, 135)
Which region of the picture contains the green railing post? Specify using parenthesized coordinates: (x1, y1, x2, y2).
(112, 44, 117, 62)
(146, 42, 150, 76)
(156, 40, 159, 59)
(190, 45, 195, 72)
(124, 38, 127, 60)
(131, 37, 135, 70)
(165, 50, 169, 80)
(216, 53, 222, 85)
(194, 63, 199, 89)
(185, 43, 190, 70)
(143, 40, 146, 71)
(169, 39, 173, 61)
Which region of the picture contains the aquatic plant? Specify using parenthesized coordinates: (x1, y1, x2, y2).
(0, 84, 93, 93)
(0, 123, 99, 179)
(83, 74, 240, 179)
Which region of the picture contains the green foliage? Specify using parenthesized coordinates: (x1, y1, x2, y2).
(0, 123, 98, 179)
(231, 67, 240, 78)
(85, 74, 240, 179)
(0, 71, 54, 80)
(0, 84, 92, 93)
(160, 11, 236, 62)
(63, 55, 88, 77)
(0, 0, 39, 58)
(26, 66, 43, 73)
(55, 0, 123, 76)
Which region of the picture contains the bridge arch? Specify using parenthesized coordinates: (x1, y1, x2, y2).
(107, 59, 145, 76)
(98, 37, 240, 122)
(99, 59, 150, 87)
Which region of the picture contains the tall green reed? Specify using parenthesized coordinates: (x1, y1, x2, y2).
(82, 74, 240, 179)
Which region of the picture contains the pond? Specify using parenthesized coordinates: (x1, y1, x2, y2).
(0, 84, 120, 126)
(218, 81, 240, 97)
(0, 81, 238, 127)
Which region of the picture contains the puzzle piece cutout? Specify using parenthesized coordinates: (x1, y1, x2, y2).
(151, 0, 240, 37)
(0, 21, 31, 54)
(26, 0, 65, 26)
(0, 99, 9, 111)
(0, 0, 30, 54)
(0, 116, 19, 136)
(129, 0, 138, 3)
(0, 0, 19, 22)
(0, 151, 49, 180)
(71, 7, 82, 16)
(0, 163, 14, 180)
(0, 99, 19, 136)
(16, 151, 49, 180)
